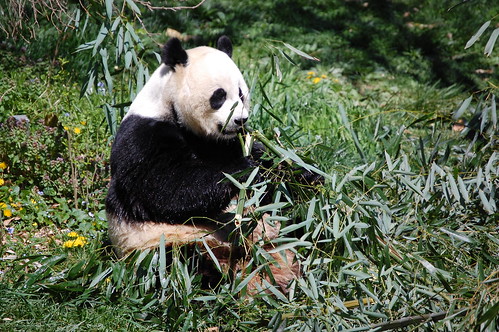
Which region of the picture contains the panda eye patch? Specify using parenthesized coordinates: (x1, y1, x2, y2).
(210, 88, 227, 110)
(239, 88, 244, 102)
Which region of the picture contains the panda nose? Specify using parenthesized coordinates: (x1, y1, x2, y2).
(234, 117, 248, 126)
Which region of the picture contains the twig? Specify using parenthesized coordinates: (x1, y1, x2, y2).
(134, 0, 207, 12)
(371, 308, 469, 331)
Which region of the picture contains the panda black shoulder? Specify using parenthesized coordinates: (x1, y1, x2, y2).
(111, 114, 185, 159)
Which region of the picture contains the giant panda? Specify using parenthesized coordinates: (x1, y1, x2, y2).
(105, 36, 299, 293)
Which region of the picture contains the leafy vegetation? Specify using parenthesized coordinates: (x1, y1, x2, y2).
(1, 0, 498, 331)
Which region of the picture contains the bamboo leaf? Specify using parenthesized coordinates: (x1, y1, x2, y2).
(484, 28, 499, 56)
(478, 190, 495, 214)
(477, 301, 499, 325)
(223, 172, 244, 189)
(447, 172, 460, 202)
(100, 48, 113, 93)
(116, 26, 124, 59)
(280, 219, 310, 235)
(283, 42, 320, 61)
(262, 279, 288, 302)
(453, 96, 472, 120)
(399, 176, 424, 197)
(342, 269, 371, 281)
(491, 95, 497, 129)
(480, 104, 489, 133)
(440, 228, 475, 244)
(385, 151, 394, 171)
(332, 213, 340, 240)
(105, 0, 113, 19)
(125, 0, 141, 15)
(268, 241, 312, 253)
(158, 235, 167, 287)
(254, 202, 289, 213)
(465, 21, 491, 49)
(202, 238, 222, 273)
(457, 176, 470, 203)
(233, 265, 263, 293)
(93, 24, 109, 56)
(124, 50, 133, 69)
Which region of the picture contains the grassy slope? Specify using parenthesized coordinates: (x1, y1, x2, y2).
(1, 0, 498, 330)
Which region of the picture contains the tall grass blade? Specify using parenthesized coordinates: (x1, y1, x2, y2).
(338, 104, 365, 161)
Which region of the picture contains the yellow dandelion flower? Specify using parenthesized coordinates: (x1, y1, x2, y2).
(80, 121, 87, 126)
(73, 127, 81, 134)
(0, 179, 4, 186)
(312, 77, 322, 84)
(63, 126, 69, 131)
(307, 71, 315, 76)
(67, 231, 79, 238)
(74, 236, 88, 246)
(0, 162, 7, 169)
(32, 222, 38, 227)
(63, 236, 88, 248)
(0, 203, 6, 208)
(3, 209, 12, 218)
(321, 74, 327, 79)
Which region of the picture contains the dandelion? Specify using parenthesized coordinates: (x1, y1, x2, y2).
(0, 162, 7, 170)
(307, 71, 316, 76)
(312, 77, 322, 84)
(0, 179, 4, 186)
(3, 208, 12, 218)
(80, 121, 87, 126)
(73, 127, 81, 134)
(67, 231, 79, 238)
(321, 74, 327, 79)
(63, 126, 69, 131)
(63, 236, 88, 248)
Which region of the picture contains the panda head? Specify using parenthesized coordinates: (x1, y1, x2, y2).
(154, 36, 250, 140)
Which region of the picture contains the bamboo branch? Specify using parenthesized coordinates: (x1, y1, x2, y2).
(371, 308, 469, 331)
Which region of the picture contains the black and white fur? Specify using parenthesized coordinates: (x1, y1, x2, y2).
(106, 36, 258, 256)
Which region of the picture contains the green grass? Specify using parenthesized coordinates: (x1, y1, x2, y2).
(1, 0, 499, 330)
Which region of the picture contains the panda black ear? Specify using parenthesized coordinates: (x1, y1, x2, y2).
(217, 35, 232, 58)
(162, 38, 188, 69)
